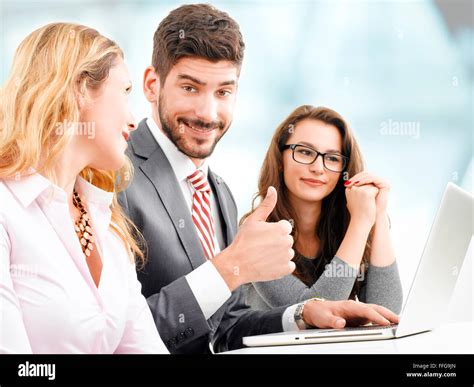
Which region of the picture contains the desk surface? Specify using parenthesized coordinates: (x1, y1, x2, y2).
(224, 321, 474, 354)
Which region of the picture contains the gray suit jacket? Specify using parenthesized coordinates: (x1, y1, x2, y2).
(118, 119, 287, 354)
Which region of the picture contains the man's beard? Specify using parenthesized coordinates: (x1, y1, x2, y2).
(157, 96, 229, 160)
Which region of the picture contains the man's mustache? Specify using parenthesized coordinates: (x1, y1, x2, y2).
(178, 117, 225, 131)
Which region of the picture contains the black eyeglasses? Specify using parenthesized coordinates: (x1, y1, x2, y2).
(281, 144, 348, 172)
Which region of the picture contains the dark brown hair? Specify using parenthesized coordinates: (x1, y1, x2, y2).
(152, 3, 245, 83)
(241, 105, 372, 299)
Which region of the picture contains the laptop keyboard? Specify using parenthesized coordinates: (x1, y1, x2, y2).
(314, 323, 398, 333)
(341, 323, 398, 331)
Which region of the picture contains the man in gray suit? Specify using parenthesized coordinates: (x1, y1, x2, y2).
(119, 4, 399, 354)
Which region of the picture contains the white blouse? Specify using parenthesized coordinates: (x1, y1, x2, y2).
(0, 172, 168, 354)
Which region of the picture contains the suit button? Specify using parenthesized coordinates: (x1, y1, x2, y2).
(177, 331, 186, 343)
(185, 327, 194, 338)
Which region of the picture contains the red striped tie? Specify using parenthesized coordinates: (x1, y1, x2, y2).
(187, 170, 216, 260)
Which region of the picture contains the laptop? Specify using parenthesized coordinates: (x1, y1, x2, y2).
(243, 182, 473, 347)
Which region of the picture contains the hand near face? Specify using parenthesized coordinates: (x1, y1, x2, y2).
(344, 183, 379, 228)
(345, 172, 391, 224)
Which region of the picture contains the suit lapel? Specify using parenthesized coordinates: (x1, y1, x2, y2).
(208, 171, 236, 246)
(131, 120, 206, 270)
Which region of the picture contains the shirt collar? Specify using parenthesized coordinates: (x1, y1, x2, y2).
(4, 170, 51, 208)
(146, 117, 210, 182)
(4, 169, 114, 208)
(75, 176, 114, 207)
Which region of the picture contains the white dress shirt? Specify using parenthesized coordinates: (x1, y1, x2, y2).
(0, 172, 168, 353)
(146, 118, 300, 331)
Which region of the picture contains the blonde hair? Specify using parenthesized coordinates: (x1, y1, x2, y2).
(0, 22, 145, 264)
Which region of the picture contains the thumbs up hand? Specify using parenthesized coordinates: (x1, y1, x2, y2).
(243, 186, 279, 223)
(213, 186, 296, 291)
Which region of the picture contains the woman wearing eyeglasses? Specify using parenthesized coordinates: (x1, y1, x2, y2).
(0, 23, 167, 353)
(242, 105, 403, 315)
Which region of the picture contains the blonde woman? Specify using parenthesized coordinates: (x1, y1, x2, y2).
(0, 23, 167, 353)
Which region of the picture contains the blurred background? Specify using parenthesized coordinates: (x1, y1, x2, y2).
(1, 0, 472, 321)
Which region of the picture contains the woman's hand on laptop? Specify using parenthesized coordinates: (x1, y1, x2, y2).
(302, 299, 400, 329)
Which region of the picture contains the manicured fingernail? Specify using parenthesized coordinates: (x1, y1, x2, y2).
(344, 180, 351, 185)
(354, 181, 360, 184)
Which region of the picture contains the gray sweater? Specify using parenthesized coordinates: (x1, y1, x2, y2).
(246, 256, 403, 314)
